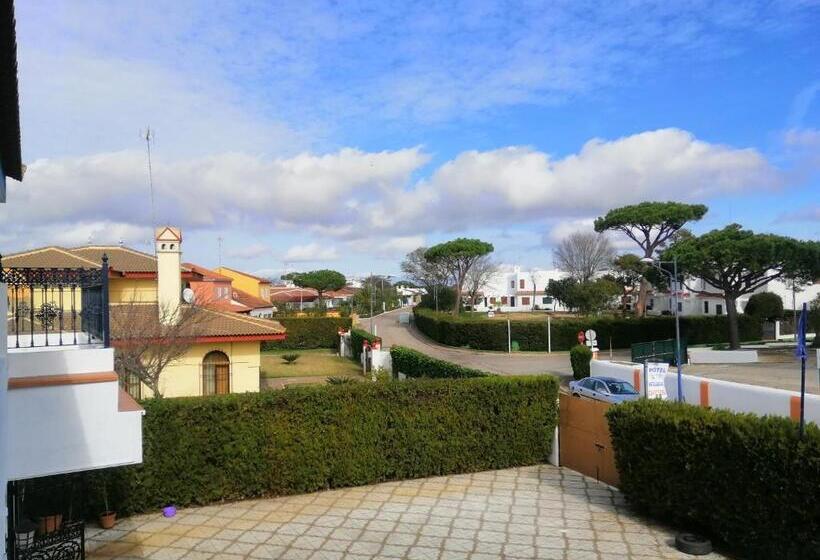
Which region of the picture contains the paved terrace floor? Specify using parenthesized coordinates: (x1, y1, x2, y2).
(86, 465, 729, 560)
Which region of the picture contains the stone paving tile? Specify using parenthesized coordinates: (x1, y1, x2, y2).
(86, 465, 732, 559)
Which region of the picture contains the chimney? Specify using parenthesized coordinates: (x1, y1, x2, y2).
(155, 226, 182, 324)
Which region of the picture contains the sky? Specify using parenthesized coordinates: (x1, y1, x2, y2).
(2, 0, 819, 280)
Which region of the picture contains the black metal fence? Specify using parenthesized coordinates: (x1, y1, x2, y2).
(0, 255, 110, 348)
(631, 338, 688, 366)
(6, 476, 86, 560)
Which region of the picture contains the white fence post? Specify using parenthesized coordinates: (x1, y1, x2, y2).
(547, 315, 551, 354)
(507, 319, 511, 354)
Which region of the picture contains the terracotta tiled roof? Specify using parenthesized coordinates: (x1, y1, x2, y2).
(270, 287, 319, 303)
(203, 299, 253, 313)
(183, 262, 233, 282)
(232, 288, 274, 309)
(1, 247, 101, 269)
(69, 246, 161, 273)
(216, 266, 272, 284)
(110, 303, 286, 341)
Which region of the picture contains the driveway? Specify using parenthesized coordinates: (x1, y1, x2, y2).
(360, 309, 629, 379)
(86, 464, 730, 559)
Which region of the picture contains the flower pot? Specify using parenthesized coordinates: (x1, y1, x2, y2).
(15, 520, 37, 550)
(98, 511, 117, 529)
(162, 505, 177, 518)
(37, 513, 63, 535)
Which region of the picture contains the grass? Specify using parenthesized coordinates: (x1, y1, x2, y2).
(261, 348, 363, 379)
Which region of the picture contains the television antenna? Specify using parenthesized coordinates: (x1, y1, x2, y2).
(141, 127, 157, 237)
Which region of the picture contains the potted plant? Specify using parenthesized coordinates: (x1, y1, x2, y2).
(37, 513, 62, 535)
(98, 481, 116, 529)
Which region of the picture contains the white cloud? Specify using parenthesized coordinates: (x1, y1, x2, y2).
(283, 243, 339, 263)
(226, 243, 273, 260)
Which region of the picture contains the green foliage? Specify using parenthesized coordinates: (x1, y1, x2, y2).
(94, 377, 559, 516)
(350, 328, 379, 361)
(811, 295, 820, 349)
(280, 353, 300, 364)
(424, 238, 494, 263)
(594, 202, 708, 241)
(606, 399, 820, 559)
(351, 276, 401, 317)
(418, 285, 456, 311)
(547, 277, 621, 313)
(283, 270, 347, 305)
(743, 292, 784, 321)
(263, 317, 352, 350)
(413, 308, 761, 351)
(390, 346, 490, 379)
(569, 345, 592, 380)
(326, 376, 356, 385)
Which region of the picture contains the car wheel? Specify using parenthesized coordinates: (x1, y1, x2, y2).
(675, 533, 712, 555)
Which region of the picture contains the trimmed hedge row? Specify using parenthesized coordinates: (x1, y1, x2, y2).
(607, 399, 820, 560)
(413, 308, 762, 351)
(97, 377, 559, 515)
(263, 317, 353, 350)
(390, 346, 490, 378)
(350, 327, 378, 361)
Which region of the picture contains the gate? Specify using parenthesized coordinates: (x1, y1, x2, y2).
(559, 393, 619, 487)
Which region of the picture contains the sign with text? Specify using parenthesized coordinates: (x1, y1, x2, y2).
(646, 362, 669, 400)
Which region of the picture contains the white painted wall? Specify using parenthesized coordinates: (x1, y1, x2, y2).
(7, 380, 143, 480)
(688, 348, 759, 364)
(591, 359, 820, 423)
(471, 266, 568, 313)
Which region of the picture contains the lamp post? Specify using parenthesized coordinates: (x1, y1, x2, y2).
(642, 256, 684, 402)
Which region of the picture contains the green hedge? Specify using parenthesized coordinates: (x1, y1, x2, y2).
(350, 327, 379, 361)
(390, 346, 490, 378)
(413, 308, 762, 351)
(607, 399, 820, 560)
(96, 376, 558, 516)
(263, 317, 353, 350)
(569, 345, 592, 380)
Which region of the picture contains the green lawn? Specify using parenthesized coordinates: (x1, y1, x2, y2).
(261, 348, 363, 378)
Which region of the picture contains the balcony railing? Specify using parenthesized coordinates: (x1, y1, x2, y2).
(1, 255, 110, 348)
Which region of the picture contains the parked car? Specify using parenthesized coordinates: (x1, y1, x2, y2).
(569, 376, 640, 404)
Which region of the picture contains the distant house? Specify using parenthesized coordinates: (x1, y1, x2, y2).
(470, 266, 569, 313)
(215, 266, 272, 301)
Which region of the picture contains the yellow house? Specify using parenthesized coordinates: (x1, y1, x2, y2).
(215, 266, 272, 301)
(2, 228, 286, 398)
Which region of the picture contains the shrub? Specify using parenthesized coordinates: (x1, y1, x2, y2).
(94, 376, 558, 516)
(390, 346, 490, 379)
(413, 308, 761, 351)
(607, 399, 820, 560)
(350, 328, 379, 361)
(744, 292, 784, 321)
(280, 353, 300, 364)
(326, 376, 356, 385)
(569, 345, 592, 380)
(263, 317, 353, 350)
(418, 286, 456, 311)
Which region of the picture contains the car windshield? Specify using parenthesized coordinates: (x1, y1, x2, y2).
(606, 381, 637, 395)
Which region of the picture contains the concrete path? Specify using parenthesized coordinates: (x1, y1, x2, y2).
(86, 464, 730, 559)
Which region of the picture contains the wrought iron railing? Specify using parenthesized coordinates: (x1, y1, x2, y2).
(0, 255, 110, 348)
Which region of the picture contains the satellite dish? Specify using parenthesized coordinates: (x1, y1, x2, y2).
(182, 288, 196, 304)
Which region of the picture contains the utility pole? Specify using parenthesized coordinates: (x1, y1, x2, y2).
(369, 272, 374, 334)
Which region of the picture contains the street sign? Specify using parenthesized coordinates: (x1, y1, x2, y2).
(584, 329, 597, 348)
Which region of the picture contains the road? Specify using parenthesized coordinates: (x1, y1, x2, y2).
(360, 308, 587, 378)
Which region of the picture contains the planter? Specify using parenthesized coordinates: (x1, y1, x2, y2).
(98, 511, 117, 529)
(162, 505, 177, 518)
(37, 513, 63, 535)
(15, 520, 37, 550)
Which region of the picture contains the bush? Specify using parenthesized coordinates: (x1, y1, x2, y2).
(94, 376, 558, 516)
(569, 345, 592, 380)
(607, 399, 820, 560)
(280, 353, 300, 364)
(390, 346, 490, 379)
(263, 317, 353, 350)
(418, 286, 456, 311)
(350, 327, 379, 361)
(413, 308, 762, 351)
(744, 292, 784, 321)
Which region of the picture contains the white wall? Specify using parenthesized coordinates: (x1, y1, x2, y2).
(590, 359, 820, 423)
(471, 266, 568, 312)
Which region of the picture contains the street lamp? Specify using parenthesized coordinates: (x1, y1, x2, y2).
(641, 255, 684, 402)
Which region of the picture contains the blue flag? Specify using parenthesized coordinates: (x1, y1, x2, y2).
(795, 303, 808, 360)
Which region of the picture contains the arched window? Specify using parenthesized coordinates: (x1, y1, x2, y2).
(202, 351, 230, 396)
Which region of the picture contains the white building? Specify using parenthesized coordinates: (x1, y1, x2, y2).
(470, 266, 569, 313)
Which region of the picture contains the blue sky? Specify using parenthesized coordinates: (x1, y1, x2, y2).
(2, 1, 818, 279)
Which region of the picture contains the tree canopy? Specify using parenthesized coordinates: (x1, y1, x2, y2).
(401, 247, 450, 290)
(283, 269, 347, 306)
(664, 224, 820, 348)
(553, 232, 615, 282)
(546, 277, 621, 314)
(424, 238, 494, 313)
(594, 201, 707, 315)
(743, 292, 784, 321)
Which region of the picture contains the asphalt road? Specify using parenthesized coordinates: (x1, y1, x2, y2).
(359, 308, 586, 379)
